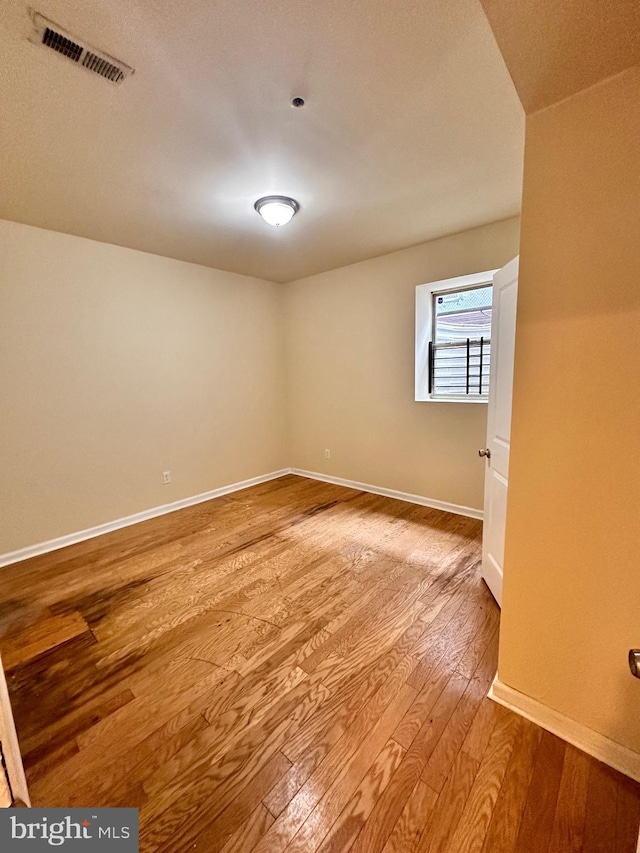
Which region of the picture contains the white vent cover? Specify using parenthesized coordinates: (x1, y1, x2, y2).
(30, 12, 134, 85)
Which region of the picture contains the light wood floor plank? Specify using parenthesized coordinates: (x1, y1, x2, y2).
(446, 703, 522, 853)
(548, 745, 591, 853)
(380, 779, 438, 853)
(513, 730, 566, 853)
(415, 749, 480, 853)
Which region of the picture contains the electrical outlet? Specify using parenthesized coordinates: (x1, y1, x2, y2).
(162, 471, 171, 484)
(324, 449, 331, 459)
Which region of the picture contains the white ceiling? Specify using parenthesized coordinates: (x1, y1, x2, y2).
(0, 0, 524, 282)
(480, 0, 640, 113)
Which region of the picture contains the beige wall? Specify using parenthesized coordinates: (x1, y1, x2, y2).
(499, 67, 640, 751)
(0, 216, 519, 556)
(284, 218, 520, 511)
(0, 220, 287, 554)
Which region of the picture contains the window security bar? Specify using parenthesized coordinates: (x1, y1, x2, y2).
(428, 337, 491, 397)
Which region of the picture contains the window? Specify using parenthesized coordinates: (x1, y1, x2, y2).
(415, 270, 496, 402)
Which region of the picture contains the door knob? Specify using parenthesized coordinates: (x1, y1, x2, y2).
(629, 649, 640, 678)
(478, 448, 491, 459)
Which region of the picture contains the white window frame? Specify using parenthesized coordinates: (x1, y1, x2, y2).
(415, 269, 497, 403)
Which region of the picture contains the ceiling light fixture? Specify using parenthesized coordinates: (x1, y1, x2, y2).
(254, 196, 299, 227)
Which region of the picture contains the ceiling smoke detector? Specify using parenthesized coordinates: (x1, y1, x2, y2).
(30, 12, 134, 85)
(254, 196, 299, 227)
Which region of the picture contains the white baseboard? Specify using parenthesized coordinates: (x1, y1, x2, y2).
(291, 469, 483, 520)
(0, 469, 292, 569)
(1, 467, 482, 569)
(489, 676, 640, 783)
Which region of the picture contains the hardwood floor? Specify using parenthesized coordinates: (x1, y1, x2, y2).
(0, 475, 638, 851)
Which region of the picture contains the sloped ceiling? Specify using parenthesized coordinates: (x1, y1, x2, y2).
(479, 0, 640, 114)
(0, 0, 524, 282)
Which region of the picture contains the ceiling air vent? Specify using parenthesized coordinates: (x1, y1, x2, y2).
(30, 13, 134, 85)
(42, 27, 83, 62)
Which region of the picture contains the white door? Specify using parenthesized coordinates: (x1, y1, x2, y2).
(481, 256, 519, 606)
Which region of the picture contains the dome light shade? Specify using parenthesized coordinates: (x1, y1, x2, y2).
(254, 196, 299, 227)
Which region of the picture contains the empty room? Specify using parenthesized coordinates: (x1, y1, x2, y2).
(1, 0, 639, 850)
